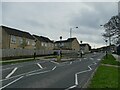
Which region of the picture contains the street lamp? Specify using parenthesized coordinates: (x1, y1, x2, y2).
(70, 27, 78, 38)
(80, 41, 83, 58)
(105, 39, 108, 58)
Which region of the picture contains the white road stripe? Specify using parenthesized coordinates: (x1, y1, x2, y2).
(5, 67, 18, 79)
(37, 63, 43, 69)
(50, 61, 59, 64)
(0, 76, 23, 89)
(52, 66, 56, 71)
(65, 85, 77, 90)
(70, 62, 72, 64)
(26, 70, 51, 76)
(97, 59, 101, 61)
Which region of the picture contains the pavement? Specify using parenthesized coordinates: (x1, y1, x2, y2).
(0, 52, 104, 89)
(112, 54, 120, 62)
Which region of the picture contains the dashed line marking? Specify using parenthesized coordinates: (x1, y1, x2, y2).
(37, 63, 43, 69)
(5, 67, 18, 79)
(52, 66, 56, 70)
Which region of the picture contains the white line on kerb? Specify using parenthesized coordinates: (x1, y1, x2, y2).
(0, 76, 23, 89)
(37, 63, 43, 69)
(5, 67, 18, 79)
(50, 61, 59, 64)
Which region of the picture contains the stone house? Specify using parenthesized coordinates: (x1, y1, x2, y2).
(1, 25, 35, 49)
(33, 35, 54, 50)
(80, 43, 91, 53)
(54, 38, 80, 51)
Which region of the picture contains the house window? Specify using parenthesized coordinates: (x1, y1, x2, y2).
(19, 38, 23, 44)
(27, 40, 30, 45)
(11, 35, 16, 44)
(41, 42, 44, 46)
(45, 43, 47, 47)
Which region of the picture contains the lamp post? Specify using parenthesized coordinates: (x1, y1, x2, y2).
(105, 39, 108, 58)
(70, 27, 78, 38)
(57, 36, 62, 62)
(80, 41, 83, 58)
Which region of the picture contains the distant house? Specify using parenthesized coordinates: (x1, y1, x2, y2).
(54, 37, 80, 51)
(1, 25, 35, 49)
(80, 43, 91, 53)
(33, 35, 54, 50)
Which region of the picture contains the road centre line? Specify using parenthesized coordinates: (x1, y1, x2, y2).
(37, 63, 43, 69)
(26, 66, 57, 76)
(5, 67, 18, 79)
(0, 76, 24, 89)
(66, 61, 97, 90)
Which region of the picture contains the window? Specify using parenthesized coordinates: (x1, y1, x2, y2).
(11, 35, 16, 44)
(27, 40, 30, 45)
(45, 43, 47, 47)
(19, 37, 23, 44)
(41, 42, 44, 46)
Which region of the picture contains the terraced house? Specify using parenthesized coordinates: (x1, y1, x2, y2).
(1, 25, 35, 49)
(33, 35, 54, 50)
(54, 38, 80, 51)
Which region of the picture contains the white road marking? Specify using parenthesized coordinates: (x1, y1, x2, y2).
(0, 67, 45, 82)
(84, 58, 87, 59)
(37, 63, 43, 69)
(50, 61, 59, 64)
(90, 58, 94, 60)
(67, 61, 97, 89)
(5, 67, 18, 79)
(79, 59, 81, 61)
(26, 70, 51, 76)
(65, 85, 77, 90)
(97, 59, 101, 61)
(70, 62, 72, 64)
(52, 66, 56, 70)
(0, 76, 23, 89)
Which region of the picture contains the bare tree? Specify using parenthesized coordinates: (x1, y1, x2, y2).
(102, 15, 120, 45)
(19, 38, 27, 49)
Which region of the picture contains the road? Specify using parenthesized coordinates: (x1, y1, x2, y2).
(0, 52, 104, 89)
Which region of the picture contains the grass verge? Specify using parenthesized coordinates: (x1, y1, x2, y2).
(1, 59, 35, 65)
(88, 65, 119, 88)
(101, 54, 120, 66)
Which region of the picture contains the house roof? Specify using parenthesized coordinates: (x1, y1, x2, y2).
(80, 43, 89, 47)
(2, 25, 34, 40)
(55, 38, 76, 43)
(33, 35, 53, 43)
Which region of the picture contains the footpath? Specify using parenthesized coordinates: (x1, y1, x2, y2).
(112, 54, 120, 62)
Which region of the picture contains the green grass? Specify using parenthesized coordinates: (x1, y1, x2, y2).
(88, 65, 119, 88)
(101, 54, 120, 66)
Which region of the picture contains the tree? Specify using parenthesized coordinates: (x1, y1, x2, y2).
(19, 38, 27, 49)
(102, 15, 120, 45)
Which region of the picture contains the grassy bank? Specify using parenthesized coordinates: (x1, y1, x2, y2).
(88, 65, 119, 88)
(88, 54, 119, 88)
(101, 54, 120, 66)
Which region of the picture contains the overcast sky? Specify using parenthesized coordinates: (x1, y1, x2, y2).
(1, 1, 119, 48)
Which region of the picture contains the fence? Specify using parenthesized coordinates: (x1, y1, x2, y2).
(1, 49, 78, 59)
